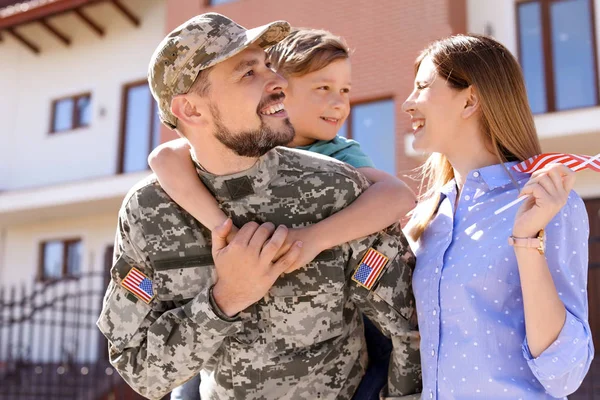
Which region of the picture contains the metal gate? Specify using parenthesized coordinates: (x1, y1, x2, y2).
(0, 272, 146, 400)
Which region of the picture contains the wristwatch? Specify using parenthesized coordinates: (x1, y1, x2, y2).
(508, 229, 546, 255)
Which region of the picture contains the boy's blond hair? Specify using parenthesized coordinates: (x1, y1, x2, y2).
(267, 28, 350, 77)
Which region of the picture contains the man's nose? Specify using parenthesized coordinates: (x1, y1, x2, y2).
(266, 70, 288, 93)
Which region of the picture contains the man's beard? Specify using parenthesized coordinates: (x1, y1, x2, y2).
(211, 94, 295, 158)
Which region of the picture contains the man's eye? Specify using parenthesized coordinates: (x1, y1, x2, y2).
(318, 86, 329, 90)
(266, 62, 273, 69)
(244, 70, 255, 77)
(416, 83, 427, 90)
(341, 88, 350, 94)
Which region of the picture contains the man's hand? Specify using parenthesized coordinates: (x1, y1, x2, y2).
(225, 224, 239, 244)
(211, 219, 303, 317)
(273, 226, 325, 274)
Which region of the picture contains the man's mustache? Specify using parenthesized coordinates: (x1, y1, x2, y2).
(257, 92, 286, 113)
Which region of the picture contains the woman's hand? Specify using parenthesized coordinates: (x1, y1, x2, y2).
(513, 164, 576, 238)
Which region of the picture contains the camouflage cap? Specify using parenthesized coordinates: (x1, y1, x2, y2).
(148, 13, 290, 130)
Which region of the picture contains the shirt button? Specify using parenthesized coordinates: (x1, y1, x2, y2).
(431, 350, 435, 357)
(464, 195, 471, 201)
(433, 309, 437, 316)
(435, 268, 439, 273)
(473, 171, 480, 178)
(429, 391, 434, 399)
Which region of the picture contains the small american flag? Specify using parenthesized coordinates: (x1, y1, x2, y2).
(513, 153, 600, 174)
(121, 267, 154, 304)
(352, 248, 389, 290)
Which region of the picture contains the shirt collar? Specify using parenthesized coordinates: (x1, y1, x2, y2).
(191, 149, 280, 201)
(475, 161, 529, 190)
(436, 161, 529, 208)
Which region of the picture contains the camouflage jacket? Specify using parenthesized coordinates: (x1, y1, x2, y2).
(97, 147, 421, 400)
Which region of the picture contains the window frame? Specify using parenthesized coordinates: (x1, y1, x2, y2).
(347, 97, 396, 175)
(38, 238, 82, 281)
(117, 79, 159, 174)
(49, 92, 92, 134)
(345, 96, 395, 140)
(515, 0, 600, 113)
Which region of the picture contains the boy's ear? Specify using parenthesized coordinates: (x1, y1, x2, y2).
(171, 94, 207, 127)
(461, 86, 480, 120)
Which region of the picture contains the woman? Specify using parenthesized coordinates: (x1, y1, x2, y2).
(403, 34, 593, 399)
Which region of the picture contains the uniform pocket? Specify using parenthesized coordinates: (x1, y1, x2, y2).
(267, 248, 346, 351)
(268, 291, 344, 351)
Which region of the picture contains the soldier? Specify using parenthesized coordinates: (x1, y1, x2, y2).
(97, 12, 420, 400)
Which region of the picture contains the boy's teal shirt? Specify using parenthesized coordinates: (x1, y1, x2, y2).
(296, 135, 375, 169)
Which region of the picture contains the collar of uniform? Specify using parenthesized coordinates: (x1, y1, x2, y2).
(474, 161, 529, 191)
(191, 149, 280, 201)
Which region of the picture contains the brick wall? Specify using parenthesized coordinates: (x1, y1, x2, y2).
(162, 0, 466, 184)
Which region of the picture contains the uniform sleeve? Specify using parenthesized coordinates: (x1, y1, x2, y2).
(328, 136, 376, 169)
(96, 195, 242, 399)
(313, 168, 421, 396)
(347, 223, 422, 397)
(521, 193, 594, 398)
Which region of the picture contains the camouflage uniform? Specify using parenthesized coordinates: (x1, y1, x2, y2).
(97, 12, 421, 400)
(97, 148, 420, 400)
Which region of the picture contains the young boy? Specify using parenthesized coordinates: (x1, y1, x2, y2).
(150, 29, 417, 400)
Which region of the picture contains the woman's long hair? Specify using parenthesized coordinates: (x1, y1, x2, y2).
(408, 34, 542, 241)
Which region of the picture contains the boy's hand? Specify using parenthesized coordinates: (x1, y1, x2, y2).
(274, 227, 324, 274)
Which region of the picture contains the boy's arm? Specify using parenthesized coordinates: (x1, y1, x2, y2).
(148, 139, 230, 232)
(355, 166, 416, 224)
(282, 167, 416, 271)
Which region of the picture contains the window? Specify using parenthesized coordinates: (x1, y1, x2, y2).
(119, 81, 161, 173)
(50, 93, 92, 133)
(349, 99, 396, 175)
(209, 0, 238, 5)
(39, 239, 82, 280)
(517, 0, 599, 113)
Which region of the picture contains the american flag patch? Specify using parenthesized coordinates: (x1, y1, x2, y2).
(352, 248, 389, 290)
(513, 153, 600, 174)
(121, 267, 154, 304)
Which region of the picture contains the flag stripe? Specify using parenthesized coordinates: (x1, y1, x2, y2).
(367, 261, 384, 285)
(123, 281, 151, 301)
(364, 251, 375, 266)
(368, 254, 387, 285)
(514, 153, 600, 173)
(365, 263, 383, 287)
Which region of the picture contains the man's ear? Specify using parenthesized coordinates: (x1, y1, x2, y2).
(461, 86, 480, 119)
(171, 94, 206, 126)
